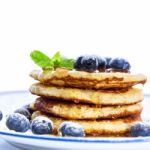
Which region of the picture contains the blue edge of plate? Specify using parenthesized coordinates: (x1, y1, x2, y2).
(0, 90, 150, 144)
(1, 131, 150, 143)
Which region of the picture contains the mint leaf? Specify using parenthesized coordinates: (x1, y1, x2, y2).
(59, 58, 75, 69)
(30, 50, 53, 69)
(30, 50, 75, 70)
(52, 51, 61, 62)
(52, 51, 61, 67)
(52, 51, 75, 69)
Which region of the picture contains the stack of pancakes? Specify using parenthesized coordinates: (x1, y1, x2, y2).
(30, 68, 147, 136)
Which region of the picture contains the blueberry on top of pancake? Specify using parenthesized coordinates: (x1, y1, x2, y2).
(109, 58, 131, 70)
(74, 55, 99, 72)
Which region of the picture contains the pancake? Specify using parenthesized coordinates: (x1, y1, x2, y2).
(30, 83, 143, 105)
(30, 69, 147, 90)
(32, 111, 141, 136)
(31, 97, 143, 120)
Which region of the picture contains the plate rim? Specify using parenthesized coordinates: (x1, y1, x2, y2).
(0, 130, 150, 143)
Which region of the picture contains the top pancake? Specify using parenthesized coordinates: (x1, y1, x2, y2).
(30, 69, 147, 90)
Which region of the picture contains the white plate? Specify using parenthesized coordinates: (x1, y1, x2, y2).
(0, 91, 150, 150)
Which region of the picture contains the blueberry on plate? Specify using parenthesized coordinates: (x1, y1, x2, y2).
(109, 58, 131, 70)
(97, 57, 106, 71)
(14, 107, 31, 120)
(31, 116, 53, 134)
(22, 104, 32, 111)
(105, 57, 112, 69)
(131, 122, 150, 137)
(6, 113, 30, 132)
(59, 121, 85, 137)
(0, 110, 3, 121)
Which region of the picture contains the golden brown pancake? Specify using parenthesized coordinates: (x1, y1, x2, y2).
(32, 111, 141, 136)
(31, 97, 143, 120)
(30, 83, 143, 105)
(30, 69, 147, 90)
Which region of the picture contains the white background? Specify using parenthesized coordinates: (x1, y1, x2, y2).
(0, 1, 150, 149)
(0, 0, 150, 92)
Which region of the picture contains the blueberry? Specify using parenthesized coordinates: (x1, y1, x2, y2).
(81, 56, 99, 72)
(74, 55, 98, 72)
(131, 122, 150, 137)
(14, 108, 31, 120)
(22, 104, 34, 115)
(74, 56, 83, 70)
(97, 57, 106, 71)
(105, 57, 112, 69)
(0, 110, 3, 121)
(6, 113, 30, 132)
(31, 116, 53, 134)
(59, 121, 85, 137)
(22, 104, 31, 111)
(109, 58, 131, 70)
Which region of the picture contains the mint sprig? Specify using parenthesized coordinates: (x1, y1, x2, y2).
(30, 50, 75, 70)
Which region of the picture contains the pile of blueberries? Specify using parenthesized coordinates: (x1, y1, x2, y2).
(1, 106, 84, 137)
(74, 56, 131, 72)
